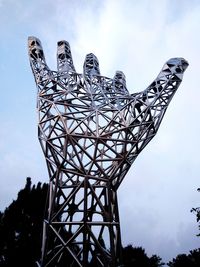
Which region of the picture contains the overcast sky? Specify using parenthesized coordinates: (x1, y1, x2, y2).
(0, 0, 200, 264)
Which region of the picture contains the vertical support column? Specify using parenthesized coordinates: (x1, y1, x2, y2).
(39, 173, 123, 267)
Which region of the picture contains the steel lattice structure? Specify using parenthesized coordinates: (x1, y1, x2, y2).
(28, 36, 188, 267)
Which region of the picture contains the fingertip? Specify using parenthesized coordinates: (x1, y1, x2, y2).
(28, 36, 50, 84)
(114, 71, 126, 81)
(57, 40, 75, 72)
(83, 53, 100, 77)
(167, 57, 189, 72)
(28, 36, 41, 45)
(114, 71, 126, 87)
(28, 36, 45, 61)
(160, 57, 189, 80)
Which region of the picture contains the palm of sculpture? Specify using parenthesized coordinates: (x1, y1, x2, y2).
(28, 37, 188, 267)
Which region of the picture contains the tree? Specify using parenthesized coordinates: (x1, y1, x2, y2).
(167, 249, 200, 267)
(168, 188, 200, 267)
(0, 178, 48, 267)
(0, 179, 102, 267)
(191, 188, 200, 236)
(122, 245, 164, 267)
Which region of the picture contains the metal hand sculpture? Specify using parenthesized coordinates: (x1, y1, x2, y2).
(28, 36, 188, 267)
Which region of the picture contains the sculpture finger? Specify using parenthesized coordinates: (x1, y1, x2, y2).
(135, 57, 188, 129)
(83, 53, 101, 77)
(157, 57, 189, 81)
(146, 57, 189, 95)
(28, 36, 50, 84)
(57, 40, 76, 73)
(114, 71, 127, 88)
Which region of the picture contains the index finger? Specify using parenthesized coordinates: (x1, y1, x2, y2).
(28, 36, 50, 84)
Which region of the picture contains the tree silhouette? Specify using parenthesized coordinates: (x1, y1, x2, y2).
(191, 188, 200, 237)
(122, 245, 164, 267)
(167, 249, 200, 267)
(168, 188, 200, 267)
(0, 178, 48, 267)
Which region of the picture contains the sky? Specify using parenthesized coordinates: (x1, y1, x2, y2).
(0, 0, 200, 263)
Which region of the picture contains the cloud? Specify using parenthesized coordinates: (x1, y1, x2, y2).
(1, 0, 200, 262)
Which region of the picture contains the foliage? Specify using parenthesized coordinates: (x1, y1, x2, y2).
(167, 249, 200, 267)
(0, 178, 48, 267)
(122, 245, 164, 267)
(168, 187, 200, 266)
(191, 188, 200, 236)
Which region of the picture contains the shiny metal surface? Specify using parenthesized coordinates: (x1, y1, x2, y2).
(28, 36, 188, 267)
